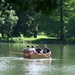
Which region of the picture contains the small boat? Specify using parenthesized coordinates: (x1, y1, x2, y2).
(23, 50, 51, 59)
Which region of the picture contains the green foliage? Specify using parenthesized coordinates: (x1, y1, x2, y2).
(0, 0, 18, 38)
(47, 0, 75, 39)
(4, 0, 58, 15)
(31, 0, 58, 15)
(12, 9, 37, 37)
(3, 0, 58, 38)
(34, 14, 60, 37)
(63, 0, 75, 38)
(0, 0, 75, 41)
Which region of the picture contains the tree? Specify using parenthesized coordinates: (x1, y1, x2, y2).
(35, 14, 60, 38)
(49, 0, 75, 39)
(0, 0, 18, 38)
(12, 9, 37, 37)
(4, 0, 58, 15)
(59, 0, 64, 40)
(61, 0, 75, 39)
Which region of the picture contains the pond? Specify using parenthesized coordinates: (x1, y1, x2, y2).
(0, 43, 75, 75)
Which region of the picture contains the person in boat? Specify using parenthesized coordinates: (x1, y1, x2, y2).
(29, 45, 36, 54)
(29, 46, 35, 51)
(35, 45, 42, 53)
(23, 45, 30, 51)
(43, 45, 51, 54)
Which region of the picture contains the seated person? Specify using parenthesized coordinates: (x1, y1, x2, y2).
(23, 45, 30, 54)
(23, 45, 30, 51)
(29, 46, 36, 54)
(43, 45, 51, 54)
(35, 45, 42, 53)
(29, 46, 35, 51)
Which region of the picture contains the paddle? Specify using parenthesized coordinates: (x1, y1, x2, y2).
(9, 51, 23, 55)
(38, 52, 50, 58)
(43, 54, 49, 58)
(43, 52, 51, 58)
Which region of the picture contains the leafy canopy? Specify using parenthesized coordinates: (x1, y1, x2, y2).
(4, 0, 58, 15)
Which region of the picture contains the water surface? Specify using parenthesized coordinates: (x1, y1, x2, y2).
(0, 43, 75, 75)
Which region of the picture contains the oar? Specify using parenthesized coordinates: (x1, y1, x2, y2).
(43, 54, 49, 58)
(9, 51, 23, 55)
(43, 52, 51, 58)
(38, 53, 49, 58)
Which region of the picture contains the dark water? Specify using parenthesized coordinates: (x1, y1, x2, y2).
(0, 43, 75, 75)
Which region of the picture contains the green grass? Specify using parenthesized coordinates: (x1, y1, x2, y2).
(0, 33, 57, 42)
(9, 35, 52, 43)
(0, 35, 71, 44)
(8, 35, 58, 43)
(23, 35, 56, 40)
(11, 35, 50, 43)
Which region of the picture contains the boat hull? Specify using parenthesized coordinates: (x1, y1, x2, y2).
(23, 50, 50, 59)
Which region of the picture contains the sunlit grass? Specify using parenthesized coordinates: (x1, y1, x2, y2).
(0, 34, 57, 43)
(24, 35, 50, 40)
(10, 35, 50, 42)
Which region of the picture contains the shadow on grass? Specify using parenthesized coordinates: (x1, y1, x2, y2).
(31, 38, 67, 44)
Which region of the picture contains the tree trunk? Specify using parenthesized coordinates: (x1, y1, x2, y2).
(34, 30, 37, 38)
(60, 0, 64, 40)
(1, 25, 4, 38)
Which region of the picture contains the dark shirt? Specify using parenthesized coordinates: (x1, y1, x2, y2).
(36, 48, 41, 53)
(43, 48, 50, 54)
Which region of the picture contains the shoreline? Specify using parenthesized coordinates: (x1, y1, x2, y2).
(0, 39, 75, 44)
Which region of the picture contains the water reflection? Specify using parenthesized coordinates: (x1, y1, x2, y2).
(0, 57, 75, 75)
(23, 59, 52, 75)
(0, 57, 52, 75)
(0, 43, 75, 75)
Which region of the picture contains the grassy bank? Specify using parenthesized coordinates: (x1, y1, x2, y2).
(0, 35, 75, 44)
(11, 35, 52, 43)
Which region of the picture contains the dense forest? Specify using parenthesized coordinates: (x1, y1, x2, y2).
(0, 0, 75, 43)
